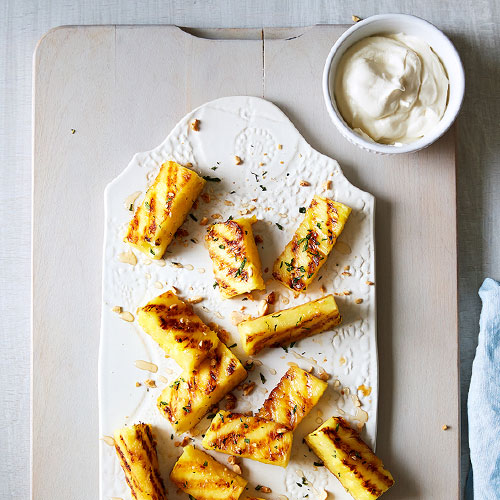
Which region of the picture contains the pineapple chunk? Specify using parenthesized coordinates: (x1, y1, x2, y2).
(273, 196, 351, 292)
(306, 417, 394, 500)
(157, 343, 247, 434)
(257, 365, 327, 430)
(113, 423, 167, 500)
(138, 291, 219, 372)
(206, 216, 265, 298)
(202, 411, 293, 467)
(170, 445, 247, 500)
(125, 161, 205, 259)
(238, 294, 341, 355)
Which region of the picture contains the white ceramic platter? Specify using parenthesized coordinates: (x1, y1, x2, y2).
(99, 96, 376, 500)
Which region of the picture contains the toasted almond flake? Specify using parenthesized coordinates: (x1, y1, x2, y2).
(154, 259, 166, 267)
(101, 435, 115, 446)
(320, 284, 327, 294)
(278, 212, 287, 218)
(200, 217, 209, 225)
(277, 144, 283, 150)
(317, 409, 323, 417)
(354, 407, 369, 429)
(181, 436, 191, 447)
(315, 417, 324, 424)
(343, 290, 352, 296)
(231, 464, 242, 475)
(145, 272, 151, 279)
(442, 424, 449, 430)
(158, 375, 169, 384)
(197, 268, 205, 274)
(253, 359, 263, 367)
(342, 271, 351, 277)
(344, 265, 350, 271)
(259, 162, 265, 166)
(282, 297, 290, 305)
(269, 368, 277, 375)
(224, 200, 234, 206)
(243, 382, 256, 396)
(118, 250, 137, 266)
(135, 381, 141, 387)
(187, 296, 203, 304)
(318, 367, 330, 381)
(339, 356, 346, 366)
(234, 155, 243, 165)
(112, 305, 122, 314)
(280, 161, 284, 164)
(144, 379, 156, 388)
(300, 180, 310, 186)
(185, 162, 193, 168)
(344, 387, 350, 396)
(154, 281, 163, 289)
(366, 280, 375, 285)
(258, 299, 269, 317)
(201, 193, 211, 203)
(231, 311, 247, 325)
(318, 489, 328, 500)
(259, 486, 272, 494)
(134, 360, 158, 373)
(143, 258, 152, 265)
(322, 180, 332, 191)
(172, 286, 180, 294)
(227, 455, 239, 465)
(352, 394, 361, 407)
(119, 311, 134, 322)
(124, 190, 142, 210)
(184, 264, 194, 270)
(190, 119, 200, 131)
(170, 262, 184, 268)
(277, 427, 289, 434)
(211, 213, 222, 219)
(278, 496, 289, 500)
(352, 14, 361, 22)
(248, 267, 254, 277)
(355, 298, 363, 304)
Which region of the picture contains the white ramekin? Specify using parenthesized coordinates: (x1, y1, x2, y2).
(323, 13, 465, 154)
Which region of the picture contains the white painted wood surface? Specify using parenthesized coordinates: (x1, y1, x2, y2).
(33, 25, 458, 500)
(1, 2, 499, 500)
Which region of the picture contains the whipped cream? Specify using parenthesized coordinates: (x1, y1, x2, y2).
(334, 33, 449, 145)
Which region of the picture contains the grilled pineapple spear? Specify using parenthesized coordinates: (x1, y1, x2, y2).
(273, 195, 351, 292)
(306, 417, 394, 500)
(125, 160, 205, 259)
(202, 411, 293, 467)
(170, 445, 247, 500)
(206, 216, 265, 298)
(157, 342, 247, 434)
(257, 365, 327, 430)
(113, 423, 167, 500)
(238, 294, 341, 355)
(138, 291, 219, 372)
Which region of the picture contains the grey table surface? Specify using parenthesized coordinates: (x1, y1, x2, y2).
(0, 1, 498, 499)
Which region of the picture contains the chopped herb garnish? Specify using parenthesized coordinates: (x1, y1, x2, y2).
(244, 438, 250, 444)
(260, 373, 267, 384)
(317, 222, 322, 229)
(213, 281, 219, 288)
(235, 258, 247, 277)
(259, 185, 267, 191)
(335, 423, 340, 432)
(150, 249, 155, 256)
(189, 213, 198, 221)
(297, 482, 303, 487)
(276, 222, 284, 230)
(251, 172, 259, 181)
(271, 314, 281, 318)
(244, 423, 249, 428)
(203, 175, 221, 182)
(255, 485, 262, 491)
(228, 343, 237, 348)
(211, 166, 218, 170)
(293, 404, 297, 414)
(129, 203, 134, 211)
(290, 342, 296, 348)
(144, 201, 150, 210)
(313, 461, 324, 466)
(206, 413, 216, 419)
(182, 405, 191, 413)
(228, 215, 233, 220)
(282, 345, 289, 353)
(299, 207, 306, 213)
(219, 244, 225, 249)
(230, 190, 236, 194)
(302, 476, 307, 485)
(159, 401, 168, 406)
(203, 461, 208, 466)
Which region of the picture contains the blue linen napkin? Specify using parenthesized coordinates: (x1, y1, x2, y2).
(466, 278, 500, 499)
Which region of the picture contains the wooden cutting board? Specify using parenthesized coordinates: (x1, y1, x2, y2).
(33, 25, 458, 499)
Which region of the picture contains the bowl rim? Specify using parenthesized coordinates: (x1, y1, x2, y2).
(322, 13, 465, 155)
